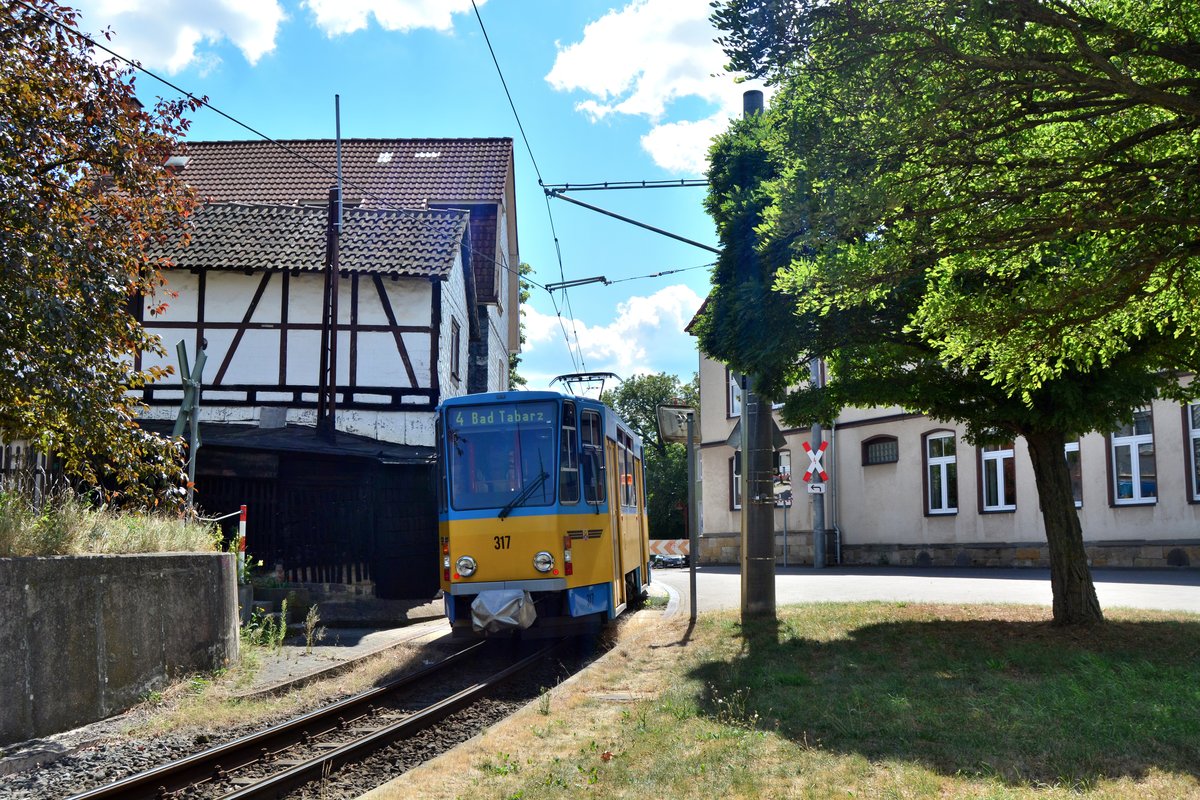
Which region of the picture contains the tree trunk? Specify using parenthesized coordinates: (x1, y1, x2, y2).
(1024, 429, 1104, 625)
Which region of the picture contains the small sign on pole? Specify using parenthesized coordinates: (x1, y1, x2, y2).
(807, 483, 826, 494)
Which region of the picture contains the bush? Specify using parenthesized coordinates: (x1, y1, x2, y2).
(0, 489, 218, 557)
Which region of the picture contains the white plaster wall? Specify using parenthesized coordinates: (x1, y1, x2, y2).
(438, 252, 470, 401)
(138, 269, 443, 445)
(485, 302, 507, 392)
(814, 400, 1200, 547)
(695, 352, 1200, 546)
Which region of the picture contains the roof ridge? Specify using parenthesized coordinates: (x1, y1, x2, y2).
(198, 201, 471, 219)
(182, 137, 514, 146)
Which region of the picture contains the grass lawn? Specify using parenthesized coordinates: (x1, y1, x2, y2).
(371, 602, 1200, 800)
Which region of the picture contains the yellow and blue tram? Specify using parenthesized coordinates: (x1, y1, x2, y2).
(435, 388, 650, 635)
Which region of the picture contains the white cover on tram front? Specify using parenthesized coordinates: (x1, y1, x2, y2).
(471, 589, 537, 633)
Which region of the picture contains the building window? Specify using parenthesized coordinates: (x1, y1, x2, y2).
(924, 431, 958, 515)
(1188, 404, 1200, 503)
(980, 442, 1016, 512)
(730, 452, 742, 510)
(727, 368, 742, 418)
(862, 435, 899, 465)
(1065, 441, 1082, 507)
(450, 318, 461, 381)
(1111, 408, 1156, 504)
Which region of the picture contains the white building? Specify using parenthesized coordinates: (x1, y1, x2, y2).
(131, 138, 522, 598)
(692, 347, 1200, 570)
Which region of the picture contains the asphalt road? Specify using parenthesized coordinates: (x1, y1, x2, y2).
(651, 565, 1200, 615)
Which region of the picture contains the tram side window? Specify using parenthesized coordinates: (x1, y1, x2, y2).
(582, 410, 605, 505)
(560, 401, 580, 504)
(620, 431, 636, 508)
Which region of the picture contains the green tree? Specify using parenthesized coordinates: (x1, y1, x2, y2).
(508, 262, 533, 389)
(699, 0, 1200, 625)
(0, 0, 199, 505)
(603, 373, 699, 539)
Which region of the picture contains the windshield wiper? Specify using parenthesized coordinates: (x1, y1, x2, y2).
(498, 470, 549, 520)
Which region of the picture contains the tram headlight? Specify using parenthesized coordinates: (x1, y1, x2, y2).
(456, 555, 477, 578)
(533, 551, 555, 573)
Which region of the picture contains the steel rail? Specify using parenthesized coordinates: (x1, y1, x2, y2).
(219, 642, 557, 799)
(66, 641, 488, 800)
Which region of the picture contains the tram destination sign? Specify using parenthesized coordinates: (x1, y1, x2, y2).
(451, 403, 554, 428)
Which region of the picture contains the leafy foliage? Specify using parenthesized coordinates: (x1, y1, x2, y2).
(508, 261, 534, 389)
(709, 0, 1200, 396)
(697, 0, 1200, 624)
(0, 0, 200, 505)
(603, 373, 699, 539)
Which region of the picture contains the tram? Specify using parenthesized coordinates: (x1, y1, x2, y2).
(435, 379, 650, 635)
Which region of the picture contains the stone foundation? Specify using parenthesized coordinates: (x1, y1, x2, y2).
(842, 540, 1200, 569)
(697, 531, 1200, 570)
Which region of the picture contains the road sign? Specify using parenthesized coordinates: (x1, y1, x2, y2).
(802, 440, 828, 481)
(807, 484, 826, 494)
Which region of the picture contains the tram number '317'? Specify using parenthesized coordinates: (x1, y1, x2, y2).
(494, 535, 511, 550)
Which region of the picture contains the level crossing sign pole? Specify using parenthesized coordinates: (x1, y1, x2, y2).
(809, 357, 827, 569)
(173, 339, 206, 512)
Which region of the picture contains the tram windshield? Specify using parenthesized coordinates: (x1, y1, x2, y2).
(445, 401, 558, 511)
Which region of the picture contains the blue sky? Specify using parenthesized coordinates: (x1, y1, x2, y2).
(69, 0, 764, 390)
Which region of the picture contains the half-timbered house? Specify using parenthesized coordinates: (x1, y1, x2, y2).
(137, 138, 521, 599)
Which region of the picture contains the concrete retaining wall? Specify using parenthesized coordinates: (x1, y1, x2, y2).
(0, 554, 239, 745)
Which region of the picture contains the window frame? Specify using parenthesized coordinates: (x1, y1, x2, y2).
(726, 367, 743, 418)
(558, 401, 579, 505)
(730, 452, 742, 510)
(1186, 403, 1200, 505)
(449, 318, 461, 382)
(1107, 407, 1157, 506)
(923, 429, 958, 516)
(862, 435, 899, 466)
(581, 409, 605, 506)
(1064, 440, 1083, 508)
(979, 442, 1017, 513)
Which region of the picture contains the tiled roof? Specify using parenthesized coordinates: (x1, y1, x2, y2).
(158, 202, 468, 278)
(175, 138, 513, 207)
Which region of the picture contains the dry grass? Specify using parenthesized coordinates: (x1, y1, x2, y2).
(121, 642, 436, 738)
(364, 603, 1200, 800)
(0, 490, 217, 556)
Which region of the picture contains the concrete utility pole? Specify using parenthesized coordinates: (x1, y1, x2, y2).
(738, 88, 777, 623)
(739, 377, 777, 621)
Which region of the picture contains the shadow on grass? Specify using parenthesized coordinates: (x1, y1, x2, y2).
(688, 613, 1200, 787)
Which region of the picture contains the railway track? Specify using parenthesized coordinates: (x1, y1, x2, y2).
(66, 639, 561, 800)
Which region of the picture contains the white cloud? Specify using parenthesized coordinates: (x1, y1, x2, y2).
(303, 0, 484, 36)
(546, 0, 761, 174)
(72, 0, 285, 73)
(520, 284, 704, 388)
(640, 112, 731, 175)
